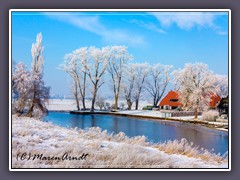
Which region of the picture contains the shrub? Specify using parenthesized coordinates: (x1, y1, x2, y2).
(12, 116, 227, 168)
(105, 102, 111, 110)
(96, 97, 105, 110)
(202, 110, 219, 121)
(119, 102, 125, 110)
(142, 107, 151, 110)
(32, 107, 45, 119)
(176, 106, 183, 111)
(142, 105, 153, 110)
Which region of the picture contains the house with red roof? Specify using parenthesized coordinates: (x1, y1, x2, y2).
(159, 90, 221, 110)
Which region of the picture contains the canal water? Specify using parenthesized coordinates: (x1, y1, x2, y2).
(43, 112, 228, 155)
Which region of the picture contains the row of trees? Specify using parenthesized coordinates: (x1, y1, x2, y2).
(11, 33, 228, 118)
(60, 46, 174, 112)
(61, 45, 228, 115)
(12, 33, 50, 117)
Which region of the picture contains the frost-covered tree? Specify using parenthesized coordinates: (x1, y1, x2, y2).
(75, 47, 88, 110)
(173, 62, 220, 119)
(26, 33, 50, 117)
(146, 64, 172, 106)
(107, 46, 132, 110)
(215, 74, 228, 98)
(133, 63, 150, 110)
(12, 62, 32, 114)
(61, 55, 80, 110)
(61, 47, 88, 110)
(82, 46, 110, 112)
(122, 63, 136, 110)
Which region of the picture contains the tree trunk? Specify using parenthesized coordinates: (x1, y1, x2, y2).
(82, 96, 86, 110)
(76, 72, 87, 111)
(153, 97, 157, 106)
(82, 72, 87, 110)
(75, 96, 80, 111)
(114, 94, 119, 110)
(91, 85, 97, 112)
(91, 95, 96, 112)
(26, 88, 36, 117)
(135, 98, 139, 110)
(26, 97, 47, 117)
(127, 100, 132, 110)
(17, 98, 26, 114)
(26, 105, 34, 117)
(77, 79, 86, 111)
(114, 77, 121, 110)
(74, 80, 80, 111)
(194, 108, 198, 119)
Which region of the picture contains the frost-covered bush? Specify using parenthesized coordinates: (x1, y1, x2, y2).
(11, 102, 18, 114)
(32, 107, 45, 119)
(176, 106, 183, 111)
(202, 110, 219, 121)
(105, 102, 110, 110)
(12, 62, 32, 114)
(119, 102, 125, 110)
(96, 96, 105, 110)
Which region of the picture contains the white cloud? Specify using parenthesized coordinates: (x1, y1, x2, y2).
(211, 25, 228, 35)
(129, 19, 166, 34)
(150, 12, 227, 34)
(43, 12, 145, 46)
(101, 29, 145, 46)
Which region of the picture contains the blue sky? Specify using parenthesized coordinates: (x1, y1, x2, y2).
(11, 11, 229, 97)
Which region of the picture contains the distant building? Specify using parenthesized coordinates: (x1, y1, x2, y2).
(217, 96, 229, 115)
(209, 94, 222, 108)
(158, 91, 181, 110)
(159, 90, 221, 110)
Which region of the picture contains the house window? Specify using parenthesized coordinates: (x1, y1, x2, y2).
(164, 105, 170, 110)
(170, 99, 178, 102)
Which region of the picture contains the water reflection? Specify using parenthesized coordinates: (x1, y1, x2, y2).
(44, 112, 228, 155)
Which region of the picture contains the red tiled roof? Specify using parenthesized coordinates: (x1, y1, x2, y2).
(209, 94, 221, 108)
(159, 91, 182, 107)
(159, 90, 221, 108)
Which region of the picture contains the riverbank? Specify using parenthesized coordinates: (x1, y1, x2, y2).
(113, 110, 228, 129)
(69, 110, 228, 131)
(12, 115, 228, 168)
(46, 99, 228, 131)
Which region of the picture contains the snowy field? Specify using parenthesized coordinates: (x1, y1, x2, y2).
(12, 115, 228, 168)
(46, 99, 150, 111)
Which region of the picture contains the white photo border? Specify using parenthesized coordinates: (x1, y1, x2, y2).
(9, 9, 231, 171)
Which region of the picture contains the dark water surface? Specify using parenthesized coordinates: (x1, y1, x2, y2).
(43, 112, 228, 155)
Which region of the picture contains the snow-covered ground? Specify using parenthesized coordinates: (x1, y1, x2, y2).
(46, 99, 79, 111)
(46, 99, 150, 111)
(115, 110, 197, 121)
(116, 110, 166, 117)
(12, 115, 228, 168)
